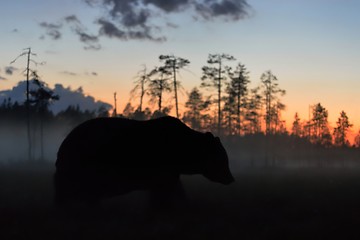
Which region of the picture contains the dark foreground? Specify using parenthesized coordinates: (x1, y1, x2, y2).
(1, 163, 360, 240)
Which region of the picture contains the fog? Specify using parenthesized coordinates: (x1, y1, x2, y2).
(1, 121, 360, 172)
(2, 120, 360, 239)
(0, 122, 71, 164)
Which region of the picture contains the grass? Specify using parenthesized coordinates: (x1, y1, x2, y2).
(1, 163, 360, 240)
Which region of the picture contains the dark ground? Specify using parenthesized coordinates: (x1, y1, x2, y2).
(1, 163, 360, 240)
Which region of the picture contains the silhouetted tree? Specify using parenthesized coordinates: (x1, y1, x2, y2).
(333, 111, 353, 147)
(29, 72, 59, 160)
(182, 87, 210, 131)
(159, 55, 190, 118)
(272, 101, 287, 133)
(291, 112, 302, 136)
(0, 98, 26, 123)
(244, 87, 262, 134)
(354, 130, 360, 148)
(201, 53, 235, 135)
(223, 88, 237, 135)
(260, 70, 286, 134)
(11, 48, 45, 161)
(132, 107, 152, 120)
(226, 63, 250, 135)
(122, 102, 135, 119)
(130, 65, 149, 112)
(56, 105, 95, 127)
(147, 67, 172, 112)
(151, 107, 171, 119)
(311, 103, 331, 146)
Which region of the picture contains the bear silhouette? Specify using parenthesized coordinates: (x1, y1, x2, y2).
(54, 116, 234, 206)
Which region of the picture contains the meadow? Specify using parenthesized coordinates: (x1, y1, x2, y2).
(1, 162, 360, 240)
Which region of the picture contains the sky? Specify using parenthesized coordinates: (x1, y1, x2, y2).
(0, 0, 359, 133)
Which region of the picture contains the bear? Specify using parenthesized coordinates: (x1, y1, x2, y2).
(54, 116, 234, 206)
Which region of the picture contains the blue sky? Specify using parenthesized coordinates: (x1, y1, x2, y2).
(0, 0, 359, 130)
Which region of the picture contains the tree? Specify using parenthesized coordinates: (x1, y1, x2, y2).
(291, 112, 302, 137)
(311, 103, 331, 146)
(333, 111, 353, 147)
(354, 130, 360, 148)
(223, 88, 237, 135)
(159, 55, 190, 118)
(201, 53, 235, 135)
(10, 48, 45, 161)
(182, 87, 210, 131)
(226, 63, 250, 135)
(244, 87, 262, 134)
(260, 70, 286, 134)
(29, 72, 59, 160)
(130, 65, 149, 112)
(122, 102, 135, 119)
(151, 107, 171, 119)
(147, 66, 172, 113)
(132, 107, 152, 120)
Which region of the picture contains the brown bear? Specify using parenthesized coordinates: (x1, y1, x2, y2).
(54, 116, 234, 205)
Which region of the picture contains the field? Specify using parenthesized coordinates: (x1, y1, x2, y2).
(1, 163, 360, 240)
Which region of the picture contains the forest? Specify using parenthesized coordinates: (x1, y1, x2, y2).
(1, 53, 359, 167)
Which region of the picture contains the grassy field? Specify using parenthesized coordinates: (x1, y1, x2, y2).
(1, 163, 360, 240)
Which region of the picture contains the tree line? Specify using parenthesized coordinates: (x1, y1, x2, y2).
(2, 52, 359, 156)
(121, 53, 359, 148)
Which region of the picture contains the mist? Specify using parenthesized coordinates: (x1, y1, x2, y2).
(0, 121, 70, 164)
(2, 117, 360, 240)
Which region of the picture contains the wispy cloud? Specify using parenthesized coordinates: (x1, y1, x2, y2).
(39, 22, 63, 40)
(60, 71, 78, 76)
(5, 66, 18, 75)
(40, 0, 251, 47)
(39, 15, 101, 50)
(86, 0, 250, 41)
(195, 0, 250, 20)
(97, 18, 165, 42)
(85, 71, 99, 76)
(65, 15, 101, 50)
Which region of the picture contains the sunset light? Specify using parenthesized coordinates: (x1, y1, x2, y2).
(1, 1, 360, 238)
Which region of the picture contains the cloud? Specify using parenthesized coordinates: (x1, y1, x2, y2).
(5, 66, 18, 75)
(0, 80, 112, 114)
(39, 15, 101, 50)
(195, 0, 250, 20)
(60, 71, 77, 76)
(86, 0, 250, 41)
(97, 18, 165, 42)
(85, 71, 99, 76)
(144, 0, 190, 12)
(51, 84, 112, 114)
(39, 22, 63, 40)
(40, 0, 251, 46)
(65, 15, 101, 50)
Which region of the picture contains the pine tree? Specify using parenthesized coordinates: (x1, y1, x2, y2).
(182, 88, 210, 131)
(291, 112, 302, 136)
(226, 63, 250, 135)
(159, 55, 190, 118)
(201, 53, 235, 135)
(333, 111, 353, 147)
(311, 103, 331, 146)
(260, 70, 286, 135)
